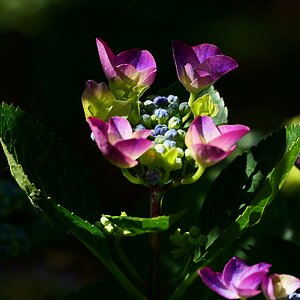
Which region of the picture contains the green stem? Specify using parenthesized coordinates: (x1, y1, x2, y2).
(122, 169, 144, 185)
(149, 188, 164, 300)
(181, 164, 205, 185)
(115, 238, 146, 287)
(188, 93, 197, 107)
(75, 234, 146, 300)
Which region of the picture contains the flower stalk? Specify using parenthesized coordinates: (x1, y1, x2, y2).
(149, 188, 164, 299)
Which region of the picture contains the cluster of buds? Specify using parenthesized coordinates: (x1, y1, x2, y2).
(198, 256, 300, 299)
(169, 226, 207, 261)
(82, 38, 250, 188)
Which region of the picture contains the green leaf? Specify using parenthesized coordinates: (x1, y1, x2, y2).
(195, 124, 300, 266)
(102, 209, 187, 235)
(0, 102, 101, 221)
(197, 86, 228, 125)
(0, 102, 147, 299)
(0, 137, 110, 262)
(190, 94, 218, 118)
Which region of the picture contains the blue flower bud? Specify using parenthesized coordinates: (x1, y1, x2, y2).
(143, 100, 156, 114)
(168, 116, 181, 129)
(177, 129, 186, 140)
(154, 144, 165, 154)
(145, 170, 161, 185)
(179, 102, 191, 116)
(168, 101, 179, 111)
(154, 108, 169, 124)
(167, 95, 179, 105)
(163, 140, 177, 149)
(153, 96, 169, 107)
(135, 124, 146, 131)
(140, 114, 152, 128)
(154, 135, 166, 144)
(154, 124, 168, 136)
(164, 129, 178, 141)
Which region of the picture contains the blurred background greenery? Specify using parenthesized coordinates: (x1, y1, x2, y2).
(0, 0, 299, 299)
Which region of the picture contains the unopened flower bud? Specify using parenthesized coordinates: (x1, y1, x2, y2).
(100, 216, 110, 226)
(163, 140, 177, 149)
(143, 100, 156, 114)
(135, 124, 146, 131)
(168, 95, 179, 105)
(189, 226, 201, 238)
(155, 108, 169, 124)
(154, 124, 168, 136)
(154, 135, 166, 144)
(164, 129, 178, 141)
(179, 102, 190, 116)
(168, 116, 181, 129)
(154, 144, 165, 154)
(140, 114, 152, 128)
(177, 129, 186, 140)
(145, 170, 161, 185)
(153, 96, 169, 107)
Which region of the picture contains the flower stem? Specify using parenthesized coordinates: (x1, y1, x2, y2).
(149, 188, 164, 299)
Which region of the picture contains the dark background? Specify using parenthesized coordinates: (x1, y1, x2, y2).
(0, 0, 300, 299)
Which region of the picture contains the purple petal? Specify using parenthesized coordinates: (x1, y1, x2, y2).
(114, 138, 153, 160)
(234, 286, 262, 298)
(192, 43, 223, 63)
(198, 268, 239, 299)
(262, 275, 276, 300)
(102, 144, 138, 168)
(132, 129, 153, 139)
(87, 117, 109, 152)
(193, 116, 221, 143)
(208, 125, 250, 151)
(189, 75, 215, 92)
(239, 271, 270, 290)
(190, 143, 233, 166)
(88, 117, 138, 168)
(118, 49, 156, 71)
(96, 38, 119, 80)
(117, 49, 157, 86)
(223, 257, 271, 289)
(108, 116, 133, 144)
(199, 55, 238, 80)
(172, 40, 200, 83)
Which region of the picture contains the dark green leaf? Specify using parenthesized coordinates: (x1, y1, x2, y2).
(0, 102, 102, 221)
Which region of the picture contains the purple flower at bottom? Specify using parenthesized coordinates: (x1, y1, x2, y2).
(198, 257, 272, 299)
(262, 273, 300, 300)
(88, 116, 153, 168)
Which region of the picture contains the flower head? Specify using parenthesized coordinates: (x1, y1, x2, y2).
(262, 273, 300, 300)
(96, 38, 157, 93)
(81, 80, 131, 121)
(198, 256, 272, 299)
(185, 116, 250, 167)
(88, 116, 153, 168)
(172, 40, 238, 94)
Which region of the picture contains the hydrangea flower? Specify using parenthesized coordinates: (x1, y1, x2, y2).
(172, 40, 238, 95)
(81, 80, 131, 121)
(96, 38, 157, 93)
(88, 116, 153, 168)
(262, 273, 300, 300)
(198, 256, 272, 299)
(185, 115, 250, 167)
